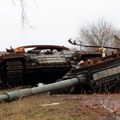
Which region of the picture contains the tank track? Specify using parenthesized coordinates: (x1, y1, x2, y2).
(5, 60, 24, 86)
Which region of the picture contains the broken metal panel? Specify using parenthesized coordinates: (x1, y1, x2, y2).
(26, 51, 72, 66)
(62, 51, 74, 58)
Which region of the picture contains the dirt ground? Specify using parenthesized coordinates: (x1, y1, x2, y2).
(0, 93, 120, 120)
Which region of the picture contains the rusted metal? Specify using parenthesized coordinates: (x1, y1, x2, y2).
(6, 45, 70, 53)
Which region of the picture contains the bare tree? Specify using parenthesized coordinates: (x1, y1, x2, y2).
(78, 19, 120, 51)
(11, 0, 31, 29)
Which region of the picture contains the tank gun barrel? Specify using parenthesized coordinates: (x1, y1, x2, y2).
(0, 74, 86, 102)
(68, 39, 120, 50)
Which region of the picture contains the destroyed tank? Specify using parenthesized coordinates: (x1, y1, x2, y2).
(1, 37, 120, 102)
(0, 45, 75, 86)
(1, 49, 120, 102)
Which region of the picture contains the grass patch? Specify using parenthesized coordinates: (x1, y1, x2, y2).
(0, 92, 119, 120)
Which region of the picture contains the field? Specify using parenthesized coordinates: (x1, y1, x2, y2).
(0, 91, 120, 120)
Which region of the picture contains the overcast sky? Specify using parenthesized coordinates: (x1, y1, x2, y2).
(0, 0, 120, 50)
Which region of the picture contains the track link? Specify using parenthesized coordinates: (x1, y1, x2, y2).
(5, 60, 24, 86)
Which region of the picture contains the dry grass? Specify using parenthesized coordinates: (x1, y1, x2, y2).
(0, 92, 120, 120)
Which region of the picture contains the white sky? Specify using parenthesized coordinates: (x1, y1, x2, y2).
(0, 0, 120, 50)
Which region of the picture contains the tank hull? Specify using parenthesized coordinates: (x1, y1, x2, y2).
(0, 45, 72, 86)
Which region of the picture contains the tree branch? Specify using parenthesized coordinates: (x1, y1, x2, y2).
(11, 0, 15, 6)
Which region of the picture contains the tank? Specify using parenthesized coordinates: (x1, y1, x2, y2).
(1, 37, 120, 103)
(0, 45, 74, 86)
(0, 52, 120, 102)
